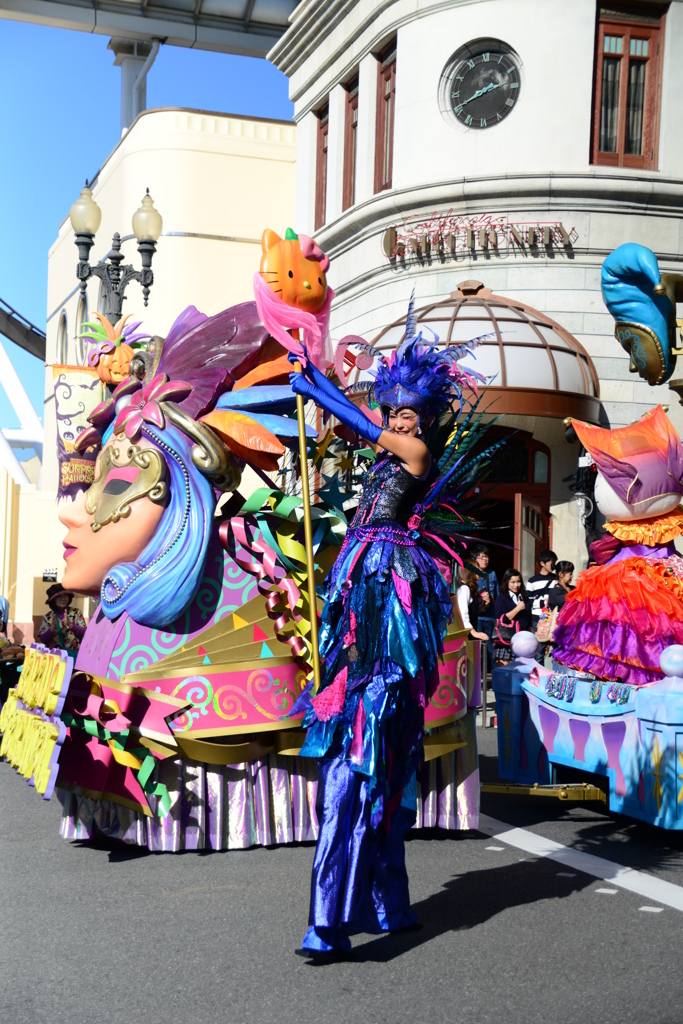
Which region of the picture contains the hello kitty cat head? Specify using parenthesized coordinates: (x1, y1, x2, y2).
(571, 406, 683, 521)
(253, 228, 334, 371)
(259, 228, 328, 314)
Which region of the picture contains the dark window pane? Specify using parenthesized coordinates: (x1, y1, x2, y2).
(599, 56, 621, 152)
(625, 60, 646, 155)
(489, 444, 528, 484)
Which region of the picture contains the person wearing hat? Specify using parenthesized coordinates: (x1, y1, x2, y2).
(37, 583, 86, 652)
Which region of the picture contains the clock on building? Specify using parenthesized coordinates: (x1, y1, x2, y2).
(448, 41, 521, 129)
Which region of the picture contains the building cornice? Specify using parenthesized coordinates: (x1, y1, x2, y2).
(270, 0, 499, 97)
(315, 170, 683, 260)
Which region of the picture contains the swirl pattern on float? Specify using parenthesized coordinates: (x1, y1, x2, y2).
(169, 676, 214, 731)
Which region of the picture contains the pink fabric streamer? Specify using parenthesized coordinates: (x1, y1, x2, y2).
(349, 697, 366, 764)
(253, 272, 335, 370)
(311, 666, 348, 721)
(392, 569, 413, 615)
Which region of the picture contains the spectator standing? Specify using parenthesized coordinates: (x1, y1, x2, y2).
(470, 544, 499, 667)
(493, 569, 530, 663)
(526, 549, 558, 632)
(456, 566, 489, 642)
(548, 561, 575, 611)
(37, 584, 86, 653)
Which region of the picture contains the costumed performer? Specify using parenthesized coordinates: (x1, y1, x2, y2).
(288, 303, 485, 958)
(552, 405, 683, 686)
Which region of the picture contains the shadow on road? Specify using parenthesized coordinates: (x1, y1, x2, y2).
(305, 858, 592, 966)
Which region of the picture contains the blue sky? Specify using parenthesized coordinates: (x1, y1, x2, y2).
(0, 19, 293, 451)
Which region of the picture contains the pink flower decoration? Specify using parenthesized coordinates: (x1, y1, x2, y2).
(112, 377, 143, 401)
(88, 396, 115, 429)
(75, 426, 102, 454)
(113, 373, 193, 441)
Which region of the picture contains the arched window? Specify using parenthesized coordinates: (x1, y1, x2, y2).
(56, 311, 68, 365)
(75, 294, 89, 365)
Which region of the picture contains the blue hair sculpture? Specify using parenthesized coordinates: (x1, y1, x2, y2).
(601, 242, 683, 386)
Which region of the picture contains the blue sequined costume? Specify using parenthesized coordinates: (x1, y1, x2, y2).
(299, 453, 452, 953)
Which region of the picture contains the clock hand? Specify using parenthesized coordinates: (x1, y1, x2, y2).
(461, 81, 503, 106)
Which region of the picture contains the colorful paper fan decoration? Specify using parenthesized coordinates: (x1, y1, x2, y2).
(200, 409, 285, 472)
(215, 385, 297, 415)
(232, 353, 292, 390)
(226, 409, 315, 440)
(215, 392, 315, 439)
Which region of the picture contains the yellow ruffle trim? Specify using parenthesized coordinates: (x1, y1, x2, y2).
(604, 507, 683, 545)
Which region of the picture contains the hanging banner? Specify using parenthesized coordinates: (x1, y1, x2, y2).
(52, 365, 106, 500)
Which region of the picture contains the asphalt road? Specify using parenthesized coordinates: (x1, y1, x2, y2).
(1, 729, 682, 1024)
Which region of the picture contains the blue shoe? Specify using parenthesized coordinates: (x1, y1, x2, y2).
(296, 926, 353, 960)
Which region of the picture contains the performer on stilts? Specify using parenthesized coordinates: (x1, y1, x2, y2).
(289, 301, 486, 958)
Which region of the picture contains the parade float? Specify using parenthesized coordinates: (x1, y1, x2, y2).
(0, 228, 483, 850)
(492, 243, 683, 829)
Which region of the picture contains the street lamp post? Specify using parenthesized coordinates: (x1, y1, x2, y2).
(69, 185, 163, 323)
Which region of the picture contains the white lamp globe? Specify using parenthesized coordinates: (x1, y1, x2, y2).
(69, 186, 102, 236)
(132, 190, 163, 242)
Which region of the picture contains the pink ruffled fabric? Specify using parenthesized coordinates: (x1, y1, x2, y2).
(553, 558, 683, 684)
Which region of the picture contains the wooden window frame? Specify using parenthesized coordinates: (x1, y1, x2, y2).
(342, 80, 359, 212)
(374, 45, 396, 194)
(591, 8, 665, 170)
(314, 106, 329, 231)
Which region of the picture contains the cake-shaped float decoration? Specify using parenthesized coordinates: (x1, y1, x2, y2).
(553, 405, 683, 685)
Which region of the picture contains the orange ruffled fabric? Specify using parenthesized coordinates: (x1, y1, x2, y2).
(562, 556, 683, 620)
(604, 507, 683, 545)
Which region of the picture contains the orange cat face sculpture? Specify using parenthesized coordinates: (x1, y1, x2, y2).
(259, 229, 328, 313)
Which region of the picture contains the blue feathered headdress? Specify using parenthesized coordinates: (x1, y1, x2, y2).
(372, 293, 486, 418)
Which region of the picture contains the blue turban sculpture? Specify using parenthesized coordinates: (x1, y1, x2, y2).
(601, 242, 680, 386)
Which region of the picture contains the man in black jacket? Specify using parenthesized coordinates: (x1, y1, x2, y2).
(526, 550, 557, 662)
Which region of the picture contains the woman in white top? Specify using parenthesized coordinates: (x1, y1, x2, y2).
(456, 567, 489, 641)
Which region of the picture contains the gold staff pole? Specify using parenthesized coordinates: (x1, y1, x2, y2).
(293, 343, 322, 693)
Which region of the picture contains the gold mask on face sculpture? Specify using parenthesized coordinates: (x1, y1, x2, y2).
(85, 442, 167, 533)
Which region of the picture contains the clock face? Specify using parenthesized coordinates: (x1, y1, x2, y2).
(450, 48, 521, 128)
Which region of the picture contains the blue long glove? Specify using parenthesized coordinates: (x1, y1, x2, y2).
(601, 242, 674, 384)
(288, 367, 382, 444)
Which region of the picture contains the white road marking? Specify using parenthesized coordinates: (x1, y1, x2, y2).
(639, 906, 663, 913)
(479, 814, 683, 912)
(556, 872, 577, 878)
(485, 845, 505, 851)
(595, 888, 618, 894)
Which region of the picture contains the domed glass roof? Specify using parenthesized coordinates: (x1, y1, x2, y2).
(370, 280, 599, 401)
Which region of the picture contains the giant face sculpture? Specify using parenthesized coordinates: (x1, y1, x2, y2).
(59, 436, 168, 597)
